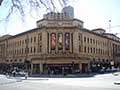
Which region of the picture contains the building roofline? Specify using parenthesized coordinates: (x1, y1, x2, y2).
(3, 26, 79, 40)
(36, 18, 84, 24)
(7, 27, 41, 40)
(82, 28, 120, 43)
(0, 25, 120, 43)
(92, 28, 106, 32)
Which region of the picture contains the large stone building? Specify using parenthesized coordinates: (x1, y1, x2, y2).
(0, 6, 120, 75)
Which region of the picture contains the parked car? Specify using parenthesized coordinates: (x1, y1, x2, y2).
(12, 71, 27, 77)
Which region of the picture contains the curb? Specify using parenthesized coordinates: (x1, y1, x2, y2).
(114, 82, 120, 85)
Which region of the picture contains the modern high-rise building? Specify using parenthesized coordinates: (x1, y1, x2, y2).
(62, 6, 74, 19)
(0, 6, 120, 75)
(43, 6, 74, 20)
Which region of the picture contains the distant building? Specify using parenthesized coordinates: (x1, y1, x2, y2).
(62, 6, 74, 19)
(43, 6, 74, 20)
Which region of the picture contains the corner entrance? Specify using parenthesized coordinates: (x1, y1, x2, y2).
(82, 63, 89, 73)
(43, 63, 79, 75)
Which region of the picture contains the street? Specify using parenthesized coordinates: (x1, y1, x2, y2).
(0, 73, 120, 90)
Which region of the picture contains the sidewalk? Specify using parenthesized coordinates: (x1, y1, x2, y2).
(0, 75, 22, 85)
(113, 72, 120, 85)
(114, 81, 120, 85)
(29, 73, 96, 78)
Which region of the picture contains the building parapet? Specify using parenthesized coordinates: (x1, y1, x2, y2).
(91, 28, 120, 42)
(36, 19, 84, 28)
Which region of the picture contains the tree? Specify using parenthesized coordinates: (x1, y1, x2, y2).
(0, 0, 3, 5)
(0, 0, 69, 20)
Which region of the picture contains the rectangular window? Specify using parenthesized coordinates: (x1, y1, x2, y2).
(93, 48, 95, 54)
(84, 37, 86, 42)
(84, 46, 86, 53)
(20, 40, 21, 46)
(78, 33, 81, 41)
(91, 47, 92, 53)
(31, 47, 32, 53)
(34, 47, 36, 53)
(19, 49, 21, 54)
(22, 40, 24, 45)
(87, 38, 89, 43)
(90, 39, 92, 43)
(27, 48, 29, 53)
(34, 37, 36, 42)
(40, 46, 42, 52)
(31, 38, 33, 43)
(38, 33, 42, 41)
(40, 34, 42, 41)
(78, 33, 82, 52)
(25, 38, 29, 44)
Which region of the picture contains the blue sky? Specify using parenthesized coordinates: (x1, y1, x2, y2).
(0, 0, 120, 37)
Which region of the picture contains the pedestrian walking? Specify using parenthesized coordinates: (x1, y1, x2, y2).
(25, 72, 28, 79)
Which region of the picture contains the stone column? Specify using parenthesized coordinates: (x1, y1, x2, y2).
(30, 63, 33, 75)
(69, 32, 72, 53)
(56, 32, 58, 53)
(88, 62, 91, 73)
(79, 63, 82, 73)
(49, 33, 51, 53)
(39, 63, 43, 74)
(63, 33, 65, 53)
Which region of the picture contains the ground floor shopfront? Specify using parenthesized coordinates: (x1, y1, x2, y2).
(30, 57, 92, 75)
(0, 56, 120, 75)
(31, 61, 120, 75)
(30, 56, 120, 75)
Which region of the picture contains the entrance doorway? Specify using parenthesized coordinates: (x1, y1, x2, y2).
(33, 64, 40, 74)
(43, 63, 79, 75)
(82, 63, 88, 73)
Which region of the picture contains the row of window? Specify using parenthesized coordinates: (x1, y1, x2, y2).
(84, 36, 108, 47)
(6, 59, 22, 62)
(8, 46, 42, 55)
(7, 36, 38, 48)
(84, 46, 111, 55)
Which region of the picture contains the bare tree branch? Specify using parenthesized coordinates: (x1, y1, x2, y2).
(39, 0, 48, 9)
(0, 0, 3, 5)
(0, 0, 70, 21)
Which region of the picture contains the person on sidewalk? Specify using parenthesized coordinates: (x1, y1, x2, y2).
(25, 72, 28, 79)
